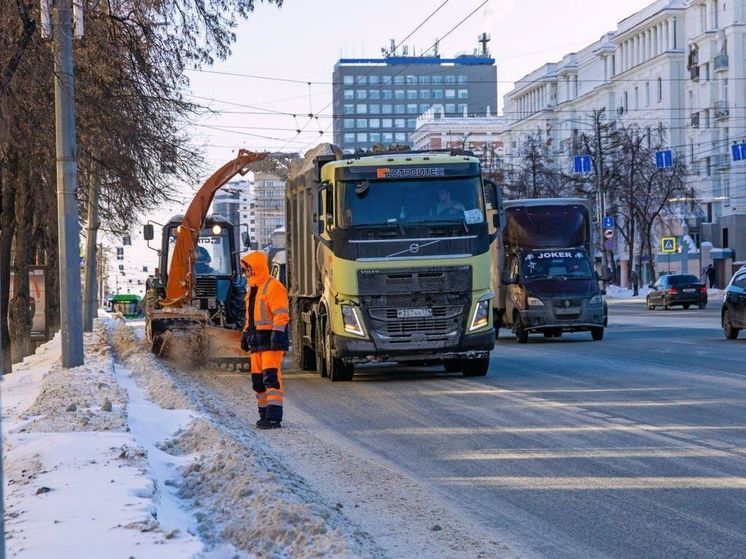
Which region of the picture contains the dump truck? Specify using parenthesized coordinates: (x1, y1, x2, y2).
(143, 150, 267, 368)
(491, 198, 606, 343)
(286, 144, 503, 381)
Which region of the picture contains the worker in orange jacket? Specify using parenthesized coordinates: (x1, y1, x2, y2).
(240, 251, 290, 429)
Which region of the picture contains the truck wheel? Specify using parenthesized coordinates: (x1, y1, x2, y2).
(462, 357, 490, 377)
(291, 308, 316, 371)
(314, 315, 327, 377)
(325, 322, 354, 381)
(514, 315, 529, 344)
(591, 327, 604, 341)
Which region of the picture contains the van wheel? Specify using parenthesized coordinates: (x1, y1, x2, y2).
(514, 315, 529, 344)
(462, 357, 490, 377)
(698, 303, 707, 310)
(591, 327, 604, 341)
(325, 321, 354, 381)
(683, 303, 691, 310)
(723, 309, 740, 340)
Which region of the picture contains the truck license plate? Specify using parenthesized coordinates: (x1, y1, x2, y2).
(397, 308, 432, 319)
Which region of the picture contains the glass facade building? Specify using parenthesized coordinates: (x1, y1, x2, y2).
(333, 55, 496, 152)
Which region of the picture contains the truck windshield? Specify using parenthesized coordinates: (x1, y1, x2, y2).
(522, 251, 593, 281)
(167, 227, 233, 276)
(338, 177, 484, 227)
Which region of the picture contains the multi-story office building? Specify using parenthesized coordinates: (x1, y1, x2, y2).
(332, 47, 497, 152)
(252, 172, 286, 250)
(213, 179, 255, 252)
(500, 0, 746, 284)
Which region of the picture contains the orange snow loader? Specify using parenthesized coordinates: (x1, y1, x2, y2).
(142, 150, 268, 370)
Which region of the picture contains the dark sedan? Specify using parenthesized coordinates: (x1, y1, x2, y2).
(722, 267, 746, 339)
(647, 274, 707, 310)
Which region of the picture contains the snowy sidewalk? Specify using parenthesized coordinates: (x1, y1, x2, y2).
(3, 319, 370, 558)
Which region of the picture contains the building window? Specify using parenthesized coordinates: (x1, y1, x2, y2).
(407, 90, 417, 100)
(369, 75, 380, 85)
(657, 77, 663, 102)
(116, 247, 124, 260)
(645, 82, 650, 107)
(457, 89, 468, 99)
(369, 89, 380, 100)
(432, 104, 444, 114)
(395, 132, 407, 142)
(382, 104, 392, 114)
(381, 75, 392, 85)
(433, 90, 443, 100)
(357, 133, 368, 142)
(369, 118, 380, 128)
(394, 118, 405, 128)
(355, 76, 367, 85)
(445, 89, 456, 99)
(382, 89, 392, 100)
(420, 89, 430, 99)
(406, 75, 416, 84)
(382, 118, 392, 128)
(356, 89, 367, 100)
(369, 104, 380, 114)
(406, 118, 416, 128)
(419, 75, 430, 84)
(623, 91, 629, 111)
(394, 75, 405, 85)
(370, 132, 381, 143)
(420, 103, 430, 113)
(407, 104, 418, 114)
(343, 75, 354, 85)
(343, 89, 354, 100)
(458, 75, 468, 84)
(445, 75, 456, 84)
(445, 103, 456, 113)
(432, 75, 444, 84)
(395, 89, 405, 100)
(343, 104, 354, 114)
(356, 118, 367, 128)
(634, 86, 639, 110)
(457, 103, 468, 114)
(395, 105, 405, 114)
(142, 266, 148, 273)
(356, 104, 367, 114)
(344, 118, 355, 129)
(382, 132, 394, 143)
(122, 235, 131, 246)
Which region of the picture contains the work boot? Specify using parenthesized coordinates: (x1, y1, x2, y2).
(256, 418, 282, 430)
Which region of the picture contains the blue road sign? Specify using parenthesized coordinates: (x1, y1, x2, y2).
(574, 155, 592, 174)
(732, 143, 745, 162)
(661, 237, 676, 253)
(603, 216, 614, 229)
(655, 150, 673, 169)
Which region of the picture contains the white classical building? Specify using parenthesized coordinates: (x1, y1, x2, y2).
(500, 0, 746, 284)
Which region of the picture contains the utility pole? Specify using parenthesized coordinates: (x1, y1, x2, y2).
(594, 109, 608, 284)
(53, 0, 84, 366)
(83, 168, 99, 332)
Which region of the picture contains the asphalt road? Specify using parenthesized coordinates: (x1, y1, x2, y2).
(182, 299, 746, 558)
(285, 299, 746, 558)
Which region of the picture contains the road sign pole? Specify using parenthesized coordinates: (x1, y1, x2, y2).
(54, 0, 84, 367)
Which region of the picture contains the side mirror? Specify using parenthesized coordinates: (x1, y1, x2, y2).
(143, 223, 154, 241)
(241, 231, 250, 250)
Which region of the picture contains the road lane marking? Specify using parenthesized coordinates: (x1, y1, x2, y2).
(437, 476, 746, 490)
(442, 447, 740, 461)
(361, 425, 746, 436)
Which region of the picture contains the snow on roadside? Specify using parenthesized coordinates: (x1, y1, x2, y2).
(2, 322, 203, 558)
(110, 321, 385, 558)
(605, 284, 724, 302)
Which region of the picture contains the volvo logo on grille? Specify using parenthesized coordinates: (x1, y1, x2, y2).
(565, 300, 571, 308)
(409, 243, 420, 254)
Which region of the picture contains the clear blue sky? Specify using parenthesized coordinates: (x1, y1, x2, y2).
(180, 0, 653, 171)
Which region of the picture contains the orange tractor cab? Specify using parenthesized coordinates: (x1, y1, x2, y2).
(143, 150, 267, 368)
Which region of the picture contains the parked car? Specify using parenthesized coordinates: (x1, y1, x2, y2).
(722, 266, 746, 340)
(646, 274, 707, 310)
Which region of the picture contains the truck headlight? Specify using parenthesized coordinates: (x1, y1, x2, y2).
(470, 299, 490, 331)
(589, 294, 603, 305)
(342, 305, 364, 336)
(527, 296, 544, 307)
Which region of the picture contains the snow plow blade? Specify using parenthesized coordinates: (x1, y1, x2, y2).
(146, 309, 249, 370)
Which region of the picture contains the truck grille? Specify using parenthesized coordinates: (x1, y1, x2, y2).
(358, 266, 471, 349)
(194, 276, 217, 298)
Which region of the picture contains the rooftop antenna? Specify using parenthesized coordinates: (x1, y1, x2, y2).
(390, 38, 396, 57)
(433, 39, 439, 57)
(478, 32, 491, 56)
(402, 45, 409, 56)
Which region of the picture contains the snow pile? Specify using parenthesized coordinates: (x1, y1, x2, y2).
(110, 321, 382, 558)
(2, 321, 203, 558)
(604, 285, 651, 300)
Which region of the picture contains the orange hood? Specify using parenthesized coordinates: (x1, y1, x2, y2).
(241, 251, 270, 287)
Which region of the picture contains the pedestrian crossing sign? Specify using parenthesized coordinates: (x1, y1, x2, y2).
(661, 237, 677, 253)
